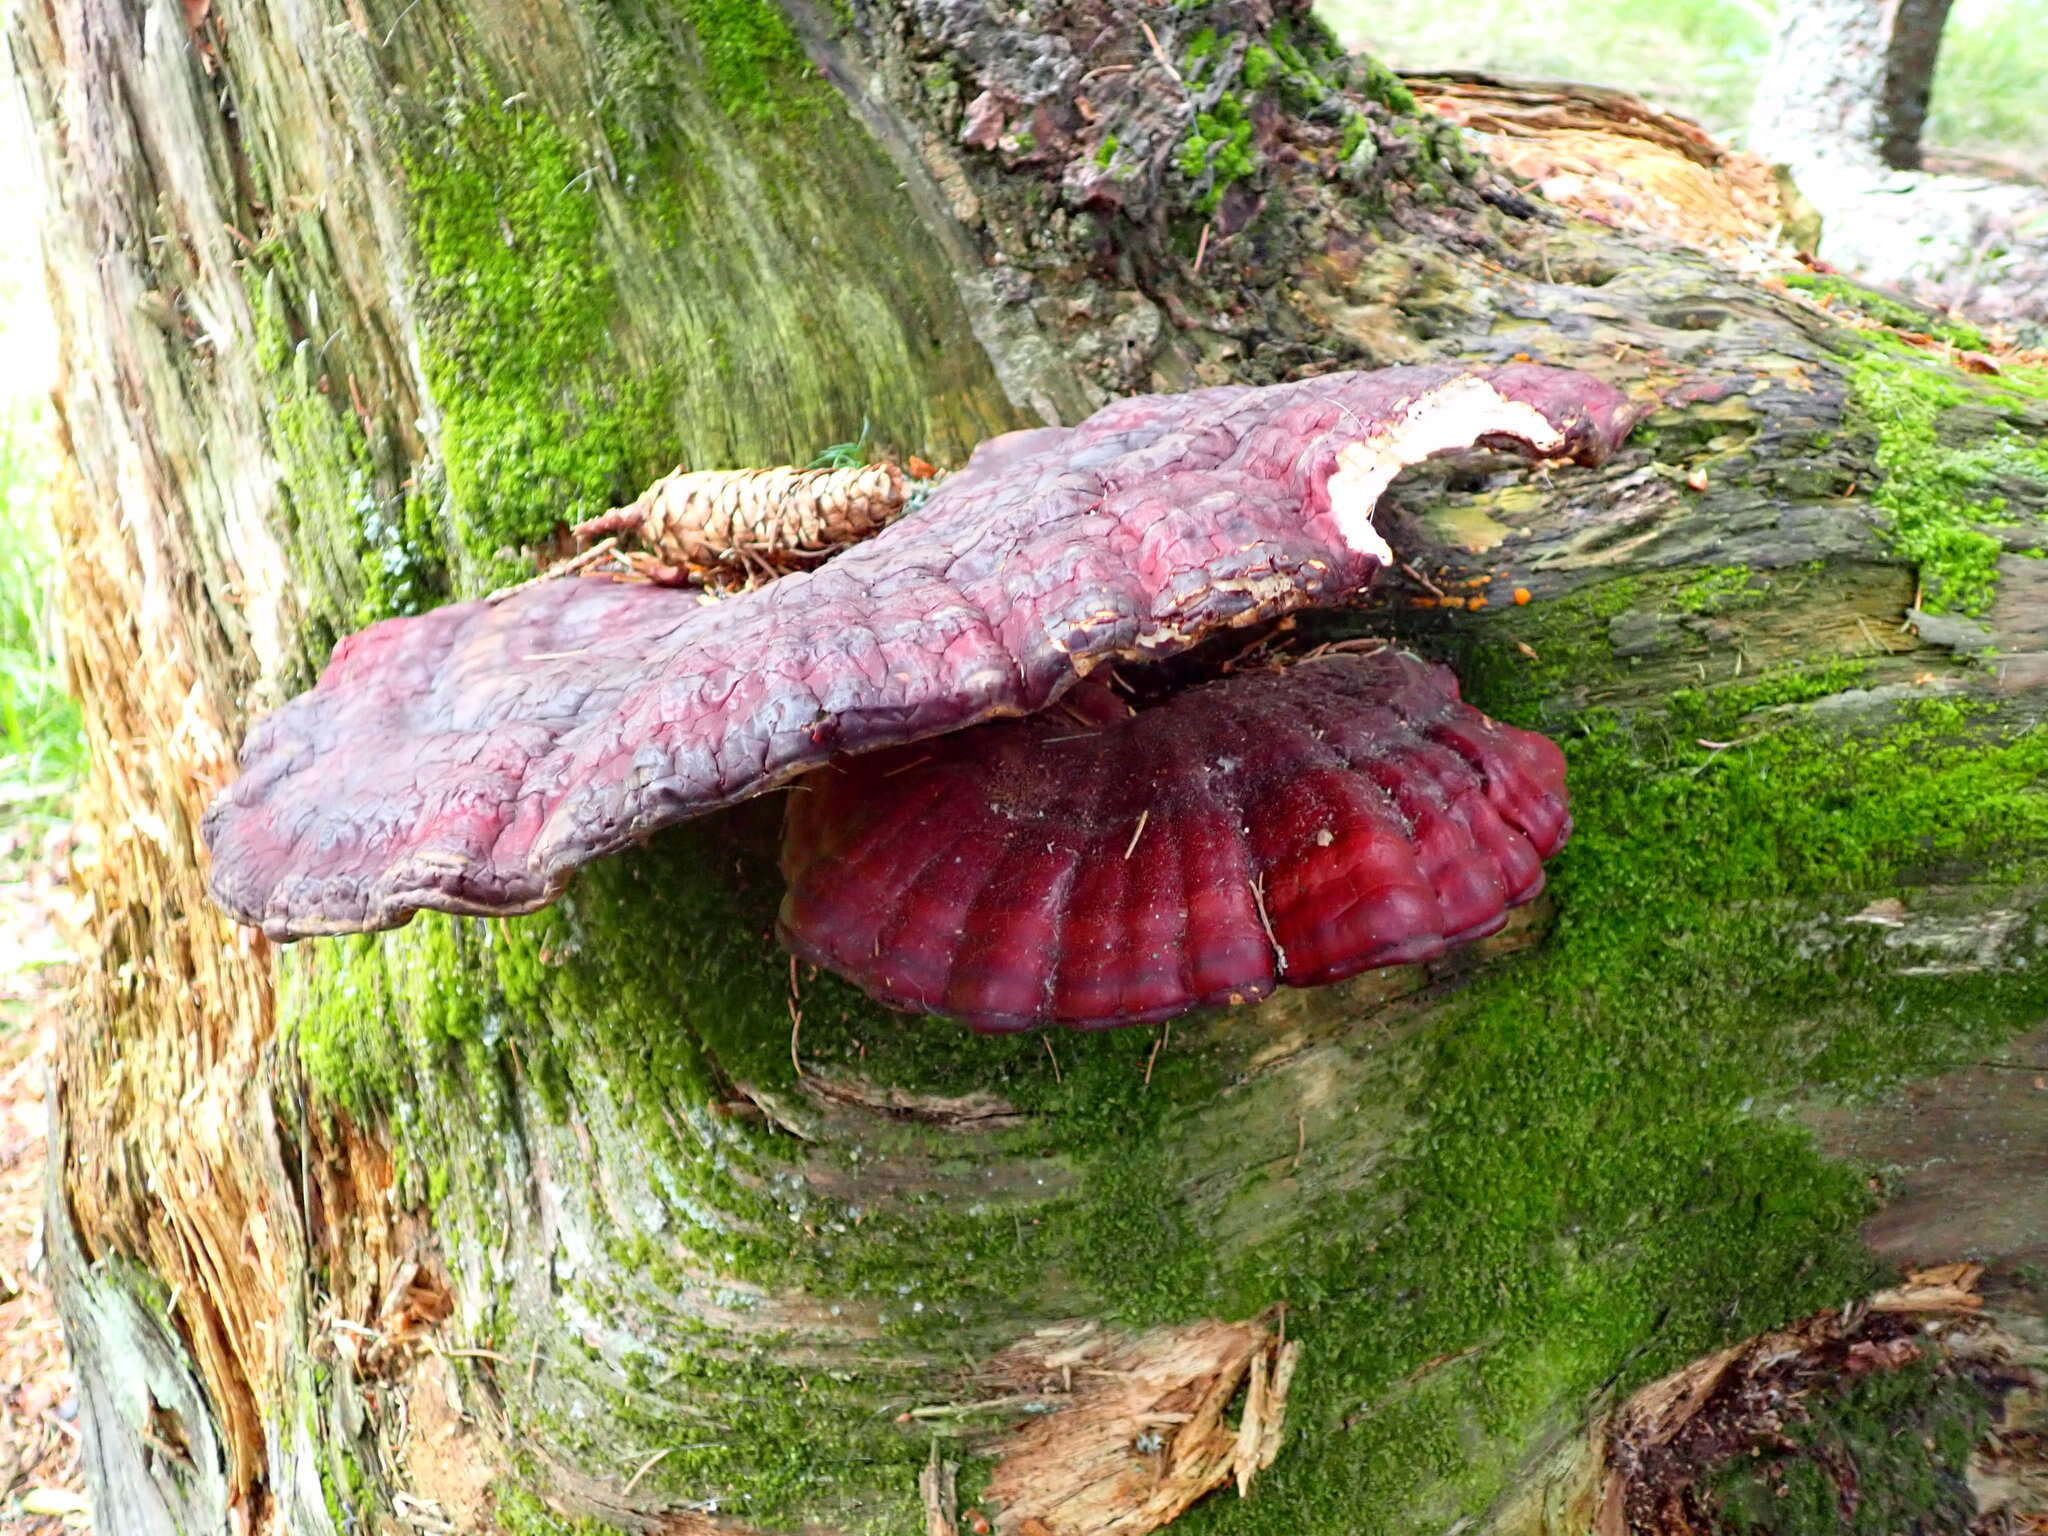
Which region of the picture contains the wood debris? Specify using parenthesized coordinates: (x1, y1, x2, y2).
(922, 1442, 961, 1536)
(1593, 1263, 2046, 1534)
(46, 460, 283, 1500)
(1407, 72, 1790, 270)
(975, 1315, 1300, 1535)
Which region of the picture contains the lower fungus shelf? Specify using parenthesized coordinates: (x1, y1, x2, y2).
(777, 649, 1571, 1032)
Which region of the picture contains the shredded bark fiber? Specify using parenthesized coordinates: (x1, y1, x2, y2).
(972, 1316, 1299, 1535)
(44, 467, 473, 1536)
(1597, 1266, 2048, 1535)
(46, 462, 284, 1505)
(1407, 72, 1789, 268)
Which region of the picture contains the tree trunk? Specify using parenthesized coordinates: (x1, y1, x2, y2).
(1749, 0, 1954, 169)
(1745, 0, 2048, 323)
(11, 0, 2048, 1529)
(1750, 0, 1892, 168)
(1877, 0, 1954, 170)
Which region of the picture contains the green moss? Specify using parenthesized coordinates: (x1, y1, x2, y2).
(1175, 94, 1258, 214)
(1342, 51, 1417, 115)
(1338, 113, 1373, 165)
(390, 6, 990, 598)
(314, 1431, 383, 1536)
(1702, 1356, 1993, 1534)
(290, 564, 2048, 1529)
(1169, 631, 2048, 1531)
(241, 247, 447, 647)
(1266, 12, 1345, 68)
(1674, 564, 1768, 615)
(672, 0, 824, 125)
(492, 1486, 614, 1535)
(1785, 272, 1990, 352)
(1162, 26, 1427, 216)
(1847, 349, 2048, 613)
(401, 89, 680, 591)
(1991, 358, 2048, 404)
(542, 1337, 937, 1529)
(1224, 34, 1330, 113)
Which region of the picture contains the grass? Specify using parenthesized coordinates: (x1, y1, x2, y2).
(0, 396, 80, 836)
(1927, 0, 2048, 170)
(1314, 0, 2048, 173)
(0, 88, 82, 856)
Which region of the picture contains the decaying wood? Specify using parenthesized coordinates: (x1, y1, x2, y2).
(1407, 73, 1790, 267)
(44, 459, 281, 1525)
(977, 1318, 1299, 1535)
(1806, 1020, 2048, 1272)
(1592, 1265, 2043, 1535)
(1488, 1263, 2048, 1536)
(921, 1443, 960, 1536)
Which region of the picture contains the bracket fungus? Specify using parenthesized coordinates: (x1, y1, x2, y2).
(205, 363, 1636, 1027)
(780, 651, 1571, 1031)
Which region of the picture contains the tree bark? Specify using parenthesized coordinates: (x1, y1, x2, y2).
(11, 0, 2048, 1530)
(1749, 0, 1895, 169)
(1745, 0, 2047, 323)
(1748, 0, 1954, 170)
(1877, 0, 1955, 170)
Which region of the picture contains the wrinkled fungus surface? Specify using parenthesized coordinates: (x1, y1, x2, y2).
(206, 364, 1632, 940)
(779, 652, 1571, 1032)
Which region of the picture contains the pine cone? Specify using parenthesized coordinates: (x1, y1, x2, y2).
(576, 462, 908, 569)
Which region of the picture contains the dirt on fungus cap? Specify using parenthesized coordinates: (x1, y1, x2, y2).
(202, 363, 1636, 943)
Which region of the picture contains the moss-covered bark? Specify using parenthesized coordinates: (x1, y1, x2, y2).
(12, 0, 2048, 1528)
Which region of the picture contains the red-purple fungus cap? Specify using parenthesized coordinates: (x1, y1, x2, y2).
(204, 363, 1634, 944)
(779, 651, 1570, 1032)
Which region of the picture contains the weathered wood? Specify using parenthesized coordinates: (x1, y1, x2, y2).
(13, 0, 2048, 1528)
